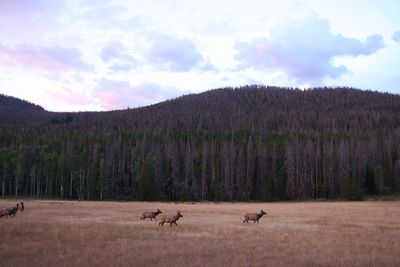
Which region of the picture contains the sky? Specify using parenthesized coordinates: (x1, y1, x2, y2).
(0, 0, 399, 111)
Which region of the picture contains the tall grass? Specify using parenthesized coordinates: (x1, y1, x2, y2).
(1, 200, 399, 267)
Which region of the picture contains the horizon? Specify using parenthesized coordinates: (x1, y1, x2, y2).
(1, 0, 400, 112)
(3, 85, 398, 113)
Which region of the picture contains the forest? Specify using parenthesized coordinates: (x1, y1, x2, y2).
(1, 86, 400, 201)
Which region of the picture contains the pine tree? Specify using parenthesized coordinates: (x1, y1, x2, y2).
(138, 154, 156, 200)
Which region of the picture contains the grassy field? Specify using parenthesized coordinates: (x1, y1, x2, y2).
(1, 200, 399, 267)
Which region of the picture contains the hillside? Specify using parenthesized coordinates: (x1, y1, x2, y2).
(0, 94, 45, 113)
(1, 86, 400, 201)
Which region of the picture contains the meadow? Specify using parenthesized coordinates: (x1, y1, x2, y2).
(1, 200, 399, 267)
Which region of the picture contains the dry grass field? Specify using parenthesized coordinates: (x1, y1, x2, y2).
(1, 200, 400, 267)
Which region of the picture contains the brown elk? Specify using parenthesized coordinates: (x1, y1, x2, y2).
(0, 204, 19, 219)
(243, 209, 267, 223)
(20, 202, 24, 212)
(140, 208, 162, 221)
(0, 209, 8, 219)
(159, 210, 183, 227)
(8, 203, 19, 217)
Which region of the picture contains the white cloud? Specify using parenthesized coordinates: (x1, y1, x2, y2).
(101, 41, 137, 72)
(393, 31, 400, 43)
(234, 15, 385, 83)
(148, 34, 216, 72)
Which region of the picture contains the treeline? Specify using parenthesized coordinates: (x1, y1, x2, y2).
(1, 86, 400, 201)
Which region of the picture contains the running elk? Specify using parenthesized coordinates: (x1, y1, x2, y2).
(0, 204, 19, 219)
(140, 208, 162, 221)
(159, 210, 183, 227)
(0, 209, 7, 219)
(8, 203, 19, 217)
(243, 210, 267, 223)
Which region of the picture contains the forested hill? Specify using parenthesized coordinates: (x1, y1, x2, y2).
(0, 94, 45, 113)
(1, 86, 400, 201)
(0, 94, 47, 128)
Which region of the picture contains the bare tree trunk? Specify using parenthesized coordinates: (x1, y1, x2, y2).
(15, 177, 18, 199)
(100, 181, 103, 200)
(36, 169, 40, 198)
(87, 169, 90, 200)
(30, 167, 35, 197)
(2, 163, 6, 198)
(79, 170, 83, 201)
(70, 172, 73, 198)
(45, 171, 48, 197)
(246, 138, 254, 199)
(201, 143, 208, 200)
(2, 179, 4, 198)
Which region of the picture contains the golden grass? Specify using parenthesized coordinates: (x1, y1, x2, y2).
(1, 200, 400, 267)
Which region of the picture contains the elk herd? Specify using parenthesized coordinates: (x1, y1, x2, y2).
(0, 202, 24, 219)
(141, 208, 267, 227)
(1, 202, 268, 227)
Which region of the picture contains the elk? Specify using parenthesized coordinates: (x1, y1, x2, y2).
(0, 209, 8, 219)
(159, 210, 183, 227)
(20, 202, 24, 212)
(140, 208, 162, 221)
(8, 203, 19, 217)
(243, 209, 267, 223)
(0, 204, 19, 219)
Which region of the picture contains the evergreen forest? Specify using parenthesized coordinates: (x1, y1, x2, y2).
(1, 86, 400, 201)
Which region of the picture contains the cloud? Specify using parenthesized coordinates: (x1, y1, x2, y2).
(234, 16, 385, 82)
(101, 42, 123, 62)
(0, 0, 61, 15)
(48, 87, 93, 106)
(92, 78, 181, 110)
(109, 63, 136, 72)
(101, 41, 137, 72)
(0, 0, 68, 41)
(148, 34, 216, 72)
(77, 0, 134, 29)
(393, 31, 400, 43)
(0, 43, 93, 72)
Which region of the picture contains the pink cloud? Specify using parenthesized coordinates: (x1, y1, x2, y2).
(0, 43, 93, 72)
(92, 78, 181, 110)
(47, 88, 93, 106)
